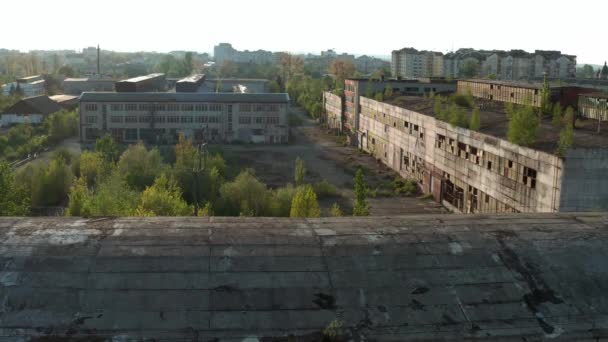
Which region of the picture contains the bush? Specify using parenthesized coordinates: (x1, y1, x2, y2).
(290, 184, 320, 218)
(52, 148, 73, 164)
(330, 203, 343, 217)
(393, 178, 419, 196)
(313, 179, 339, 198)
(451, 93, 474, 109)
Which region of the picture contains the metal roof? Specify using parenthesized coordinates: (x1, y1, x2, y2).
(117, 73, 165, 83)
(79, 92, 290, 103)
(1, 95, 62, 115)
(176, 74, 205, 84)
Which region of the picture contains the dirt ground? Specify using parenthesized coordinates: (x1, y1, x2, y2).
(221, 107, 447, 216)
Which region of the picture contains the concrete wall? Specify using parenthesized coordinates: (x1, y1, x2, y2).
(458, 80, 542, 107)
(323, 91, 342, 131)
(358, 96, 564, 213)
(559, 149, 608, 212)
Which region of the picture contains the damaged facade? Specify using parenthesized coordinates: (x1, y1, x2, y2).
(357, 97, 608, 213)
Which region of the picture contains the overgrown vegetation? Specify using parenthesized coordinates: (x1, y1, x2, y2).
(0, 109, 78, 161)
(506, 102, 539, 147)
(352, 168, 369, 216)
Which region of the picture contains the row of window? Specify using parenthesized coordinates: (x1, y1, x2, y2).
(237, 116, 280, 124)
(435, 134, 538, 189)
(362, 107, 425, 141)
(85, 103, 284, 113)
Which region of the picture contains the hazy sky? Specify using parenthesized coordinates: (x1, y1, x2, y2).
(3, 0, 607, 64)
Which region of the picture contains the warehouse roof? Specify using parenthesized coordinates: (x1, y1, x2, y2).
(1, 95, 62, 115)
(378, 95, 608, 152)
(80, 92, 290, 103)
(0, 213, 607, 340)
(176, 74, 205, 84)
(579, 92, 608, 100)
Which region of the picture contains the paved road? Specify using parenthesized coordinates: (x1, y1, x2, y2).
(0, 213, 607, 340)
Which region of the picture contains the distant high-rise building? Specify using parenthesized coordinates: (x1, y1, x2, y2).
(213, 43, 273, 65)
(391, 48, 443, 78)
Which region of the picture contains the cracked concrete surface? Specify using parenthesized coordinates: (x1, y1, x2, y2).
(0, 213, 608, 340)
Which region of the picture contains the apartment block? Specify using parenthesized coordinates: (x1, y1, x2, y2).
(357, 96, 608, 213)
(578, 93, 608, 121)
(391, 48, 444, 78)
(78, 92, 289, 145)
(322, 91, 343, 132)
(214, 43, 273, 65)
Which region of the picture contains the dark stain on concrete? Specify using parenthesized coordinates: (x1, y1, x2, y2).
(496, 232, 563, 334)
(313, 292, 336, 310)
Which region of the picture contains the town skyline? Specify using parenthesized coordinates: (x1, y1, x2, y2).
(2, 0, 606, 65)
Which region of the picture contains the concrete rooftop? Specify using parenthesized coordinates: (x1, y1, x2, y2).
(1, 213, 608, 340)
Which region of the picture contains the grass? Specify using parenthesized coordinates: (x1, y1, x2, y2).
(393, 177, 420, 196)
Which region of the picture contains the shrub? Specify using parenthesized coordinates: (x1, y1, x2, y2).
(393, 178, 419, 196)
(313, 179, 339, 198)
(330, 203, 343, 217)
(290, 184, 321, 218)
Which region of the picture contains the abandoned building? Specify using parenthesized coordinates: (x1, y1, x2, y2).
(78, 92, 289, 145)
(457, 79, 596, 110)
(343, 78, 456, 135)
(322, 91, 343, 132)
(578, 92, 608, 122)
(115, 73, 167, 93)
(356, 95, 608, 213)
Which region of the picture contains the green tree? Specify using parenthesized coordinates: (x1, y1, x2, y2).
(556, 109, 574, 157)
(433, 96, 443, 117)
(582, 64, 595, 79)
(353, 168, 369, 216)
(330, 203, 343, 217)
(135, 174, 192, 216)
(268, 184, 295, 217)
(552, 104, 563, 126)
(448, 103, 468, 128)
(289, 184, 321, 218)
(374, 92, 384, 102)
(294, 157, 306, 185)
(95, 134, 120, 163)
(563, 106, 575, 128)
(117, 142, 164, 190)
(507, 103, 539, 146)
(79, 151, 105, 187)
(219, 169, 269, 216)
(29, 155, 73, 206)
(65, 177, 89, 216)
(469, 108, 481, 131)
(383, 85, 393, 98)
(459, 60, 479, 78)
(0, 161, 30, 215)
(70, 170, 140, 217)
(540, 76, 552, 115)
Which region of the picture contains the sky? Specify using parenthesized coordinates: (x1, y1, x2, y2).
(3, 0, 607, 65)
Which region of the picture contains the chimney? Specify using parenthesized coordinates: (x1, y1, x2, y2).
(97, 44, 100, 76)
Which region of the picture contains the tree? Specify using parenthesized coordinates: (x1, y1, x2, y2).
(29, 155, 73, 206)
(182, 52, 194, 76)
(330, 203, 343, 217)
(353, 168, 369, 216)
(278, 53, 304, 85)
(117, 142, 164, 190)
(540, 75, 552, 115)
(582, 64, 595, 79)
(67, 170, 140, 217)
(459, 60, 479, 78)
(79, 151, 105, 187)
(329, 59, 355, 88)
(383, 85, 393, 98)
(219, 169, 269, 216)
(289, 184, 320, 218)
(448, 103, 468, 128)
(268, 184, 295, 217)
(374, 92, 384, 102)
(507, 103, 539, 147)
(563, 106, 575, 129)
(95, 134, 120, 163)
(219, 60, 238, 78)
(294, 157, 306, 185)
(135, 174, 192, 216)
(556, 109, 574, 157)
(0, 161, 30, 215)
(552, 104, 563, 126)
(469, 108, 481, 131)
(45, 110, 78, 144)
(58, 65, 76, 78)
